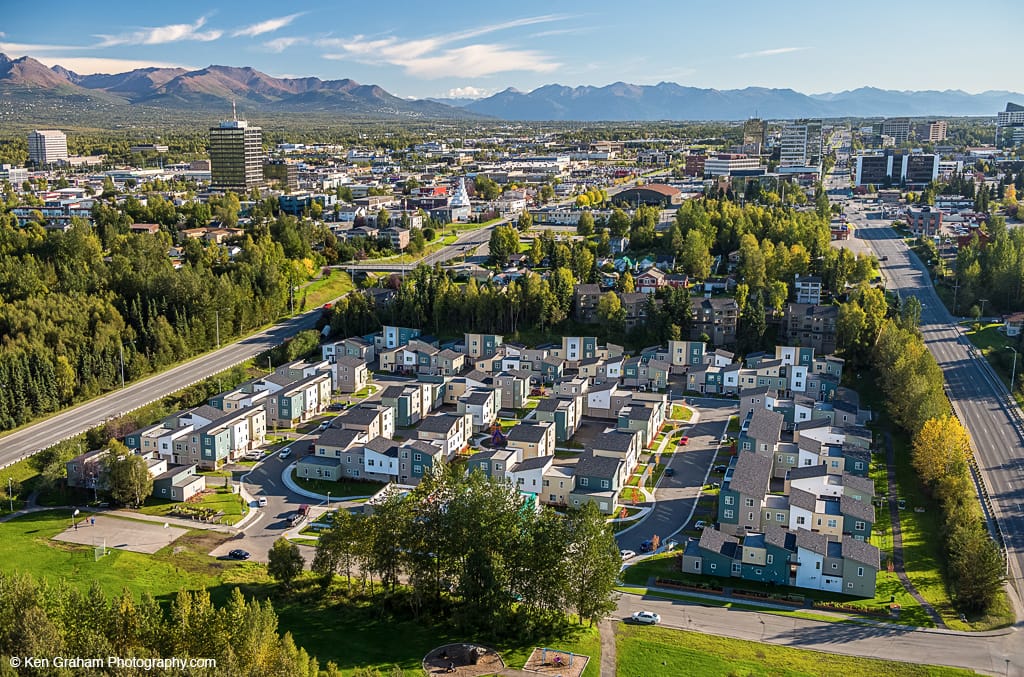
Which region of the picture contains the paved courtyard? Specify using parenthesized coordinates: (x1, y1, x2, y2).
(53, 514, 188, 554)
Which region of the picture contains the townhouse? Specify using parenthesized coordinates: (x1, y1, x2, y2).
(691, 297, 739, 346)
(534, 397, 580, 442)
(505, 421, 557, 459)
(568, 450, 628, 514)
(617, 404, 664, 448)
(335, 355, 369, 393)
(337, 403, 395, 441)
(457, 387, 502, 432)
(379, 382, 435, 427)
(417, 412, 473, 457)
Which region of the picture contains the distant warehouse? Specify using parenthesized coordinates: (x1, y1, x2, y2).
(615, 183, 683, 207)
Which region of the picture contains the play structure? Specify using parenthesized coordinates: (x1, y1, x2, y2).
(490, 423, 507, 447)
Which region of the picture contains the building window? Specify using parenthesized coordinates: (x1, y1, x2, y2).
(755, 569, 762, 575)
(580, 477, 589, 487)
(732, 563, 741, 574)
(745, 498, 754, 507)
(767, 554, 774, 564)
(848, 582, 854, 589)
(413, 465, 422, 474)
(748, 512, 754, 521)
(709, 563, 717, 571)
(855, 521, 865, 531)
(796, 516, 806, 525)
(776, 513, 785, 522)
(600, 480, 609, 489)
(827, 519, 838, 528)
(832, 562, 838, 569)
(857, 566, 864, 577)
(724, 496, 734, 506)
(854, 461, 865, 470)
(724, 509, 734, 519)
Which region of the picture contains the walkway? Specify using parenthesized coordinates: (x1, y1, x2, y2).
(884, 432, 947, 629)
(597, 619, 616, 677)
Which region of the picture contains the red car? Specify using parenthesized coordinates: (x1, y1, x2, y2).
(680, 436, 689, 446)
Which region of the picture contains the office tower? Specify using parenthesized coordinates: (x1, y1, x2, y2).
(925, 120, 947, 143)
(27, 130, 68, 166)
(996, 102, 1024, 147)
(742, 118, 767, 153)
(209, 118, 263, 192)
(880, 118, 911, 145)
(779, 119, 823, 169)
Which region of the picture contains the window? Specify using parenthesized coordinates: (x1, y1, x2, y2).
(857, 566, 865, 576)
(580, 477, 589, 487)
(827, 519, 838, 528)
(778, 455, 784, 463)
(776, 512, 785, 522)
(796, 516, 806, 525)
(745, 498, 754, 507)
(724, 495, 734, 505)
(787, 456, 795, 464)
(401, 451, 408, 459)
(855, 521, 865, 531)
(724, 509, 734, 519)
(732, 562, 741, 573)
(848, 582, 854, 589)
(601, 480, 610, 489)
(832, 562, 838, 569)
(854, 461, 865, 470)
(815, 561, 821, 570)
(694, 560, 700, 570)
(748, 512, 754, 521)
(549, 494, 557, 502)
(755, 569, 762, 575)
(413, 465, 422, 474)
(367, 459, 374, 467)
(543, 479, 549, 487)
(709, 563, 717, 571)
(767, 554, 774, 564)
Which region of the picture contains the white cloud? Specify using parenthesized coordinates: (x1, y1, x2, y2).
(0, 41, 85, 53)
(232, 13, 305, 38)
(32, 55, 192, 75)
(263, 36, 303, 53)
(735, 47, 807, 59)
(95, 16, 222, 47)
(317, 15, 567, 79)
(445, 86, 496, 99)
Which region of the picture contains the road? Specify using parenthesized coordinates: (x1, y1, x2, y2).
(0, 310, 327, 469)
(340, 221, 499, 272)
(616, 401, 735, 552)
(837, 191, 1024, 603)
(616, 591, 1023, 675)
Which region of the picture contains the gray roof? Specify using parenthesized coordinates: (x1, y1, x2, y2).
(787, 464, 829, 482)
(417, 413, 463, 435)
(574, 449, 624, 480)
(404, 439, 444, 457)
(364, 437, 399, 457)
(511, 455, 554, 473)
(728, 452, 772, 497)
(575, 283, 601, 295)
(336, 354, 366, 367)
(296, 455, 341, 468)
(264, 372, 298, 387)
(593, 430, 639, 453)
(506, 422, 551, 443)
(843, 473, 875, 496)
(698, 527, 739, 558)
(438, 348, 463, 360)
(795, 417, 831, 431)
(379, 385, 407, 400)
(789, 487, 818, 512)
(341, 405, 385, 426)
(464, 369, 491, 384)
(460, 389, 495, 405)
(840, 495, 875, 523)
(534, 398, 562, 412)
(318, 427, 364, 449)
(762, 523, 795, 552)
(747, 407, 784, 445)
(842, 535, 881, 568)
(742, 385, 774, 398)
(184, 404, 227, 423)
(795, 528, 829, 555)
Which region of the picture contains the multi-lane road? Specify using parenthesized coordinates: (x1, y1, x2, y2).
(839, 195, 1024, 602)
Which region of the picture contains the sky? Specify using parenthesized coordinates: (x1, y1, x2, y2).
(1, 0, 1020, 99)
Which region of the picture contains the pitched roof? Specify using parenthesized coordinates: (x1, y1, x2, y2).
(747, 407, 784, 445)
(574, 283, 601, 296)
(698, 527, 740, 558)
(364, 437, 399, 457)
(728, 452, 772, 497)
(417, 413, 463, 435)
(574, 449, 624, 480)
(840, 494, 875, 523)
(795, 528, 829, 555)
(506, 422, 551, 443)
(843, 472, 875, 497)
(341, 405, 385, 426)
(841, 535, 880, 568)
(336, 354, 367, 367)
(511, 455, 554, 473)
(592, 429, 639, 453)
(460, 388, 495, 406)
(789, 487, 818, 512)
(317, 427, 364, 449)
(762, 523, 795, 552)
(379, 385, 407, 400)
(787, 464, 829, 482)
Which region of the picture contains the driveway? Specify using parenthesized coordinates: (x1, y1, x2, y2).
(616, 399, 736, 552)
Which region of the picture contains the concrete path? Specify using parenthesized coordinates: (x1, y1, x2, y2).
(597, 619, 616, 677)
(884, 432, 947, 629)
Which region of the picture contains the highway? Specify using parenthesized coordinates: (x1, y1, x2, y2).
(839, 194, 1024, 605)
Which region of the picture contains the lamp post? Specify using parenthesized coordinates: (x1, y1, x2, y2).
(119, 342, 126, 389)
(7, 477, 12, 512)
(326, 491, 331, 507)
(1007, 346, 1018, 394)
(215, 310, 220, 348)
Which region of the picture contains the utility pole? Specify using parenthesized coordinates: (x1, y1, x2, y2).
(1007, 346, 1018, 394)
(119, 342, 125, 389)
(215, 310, 220, 348)
(979, 298, 989, 320)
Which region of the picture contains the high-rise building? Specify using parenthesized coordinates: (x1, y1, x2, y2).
(924, 120, 947, 143)
(209, 119, 263, 192)
(27, 130, 68, 166)
(996, 102, 1024, 147)
(880, 118, 911, 145)
(742, 118, 767, 154)
(779, 119, 823, 170)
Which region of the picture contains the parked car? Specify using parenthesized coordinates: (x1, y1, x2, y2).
(289, 504, 311, 527)
(620, 549, 637, 560)
(279, 447, 292, 459)
(227, 549, 251, 560)
(257, 497, 268, 508)
(639, 540, 654, 553)
(630, 611, 661, 625)
(713, 464, 727, 473)
(327, 403, 344, 411)
(680, 436, 689, 446)
(664, 467, 675, 477)
(318, 421, 330, 431)
(694, 520, 706, 530)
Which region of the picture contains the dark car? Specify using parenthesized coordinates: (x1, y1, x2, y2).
(713, 464, 727, 473)
(664, 467, 675, 477)
(327, 403, 344, 411)
(639, 540, 654, 553)
(228, 549, 250, 560)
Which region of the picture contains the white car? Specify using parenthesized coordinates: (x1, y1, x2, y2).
(631, 611, 661, 625)
(279, 447, 292, 459)
(257, 497, 268, 508)
(620, 549, 637, 561)
(694, 520, 706, 530)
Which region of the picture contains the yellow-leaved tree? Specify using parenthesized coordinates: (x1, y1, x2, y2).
(911, 415, 971, 488)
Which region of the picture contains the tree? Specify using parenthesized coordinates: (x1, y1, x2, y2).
(680, 230, 712, 280)
(947, 523, 1006, 613)
(528, 237, 544, 266)
(737, 233, 766, 288)
(607, 208, 630, 237)
(596, 291, 626, 329)
(577, 211, 595, 236)
(312, 511, 361, 587)
(539, 184, 555, 203)
(618, 271, 635, 293)
(516, 211, 534, 232)
(564, 503, 620, 626)
(488, 225, 519, 265)
(267, 537, 305, 589)
(912, 416, 971, 489)
(101, 443, 153, 507)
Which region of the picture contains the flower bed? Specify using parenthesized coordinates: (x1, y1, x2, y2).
(654, 577, 724, 594)
(813, 600, 892, 617)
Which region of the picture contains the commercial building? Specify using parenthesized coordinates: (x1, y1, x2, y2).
(704, 154, 762, 177)
(924, 120, 947, 143)
(742, 118, 767, 154)
(779, 120, 823, 174)
(27, 130, 68, 166)
(997, 102, 1024, 147)
(209, 119, 263, 192)
(0, 164, 28, 185)
(684, 154, 706, 177)
(880, 118, 911, 145)
(907, 206, 942, 236)
(853, 151, 938, 187)
(263, 159, 299, 190)
(615, 184, 683, 207)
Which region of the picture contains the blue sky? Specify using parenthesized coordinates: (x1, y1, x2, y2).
(1, 0, 1019, 98)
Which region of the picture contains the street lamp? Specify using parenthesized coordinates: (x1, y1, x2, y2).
(326, 491, 331, 506)
(7, 477, 12, 512)
(215, 310, 221, 348)
(1007, 346, 1018, 394)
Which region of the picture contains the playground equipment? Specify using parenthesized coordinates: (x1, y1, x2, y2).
(490, 423, 507, 447)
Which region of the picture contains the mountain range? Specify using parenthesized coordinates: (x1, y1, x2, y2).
(1, 53, 1020, 122)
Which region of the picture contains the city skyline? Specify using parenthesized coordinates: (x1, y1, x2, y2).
(1, 0, 1020, 99)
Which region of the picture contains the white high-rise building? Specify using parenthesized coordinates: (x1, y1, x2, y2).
(779, 120, 823, 172)
(997, 103, 1024, 147)
(27, 130, 68, 166)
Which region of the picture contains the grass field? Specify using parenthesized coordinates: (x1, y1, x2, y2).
(615, 624, 975, 677)
(138, 486, 248, 525)
(964, 322, 1023, 405)
(300, 270, 354, 310)
(671, 405, 694, 421)
(290, 470, 383, 499)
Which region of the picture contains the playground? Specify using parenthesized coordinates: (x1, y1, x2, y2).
(422, 643, 504, 676)
(53, 514, 188, 554)
(521, 646, 589, 676)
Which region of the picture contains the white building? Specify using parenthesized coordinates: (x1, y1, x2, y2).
(704, 154, 761, 177)
(779, 120, 823, 173)
(27, 130, 68, 166)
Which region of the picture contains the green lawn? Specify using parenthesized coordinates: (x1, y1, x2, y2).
(616, 623, 975, 677)
(301, 270, 355, 310)
(138, 486, 248, 525)
(290, 470, 383, 498)
(965, 322, 1022, 404)
(726, 415, 741, 432)
(671, 405, 694, 421)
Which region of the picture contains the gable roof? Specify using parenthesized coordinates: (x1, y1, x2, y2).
(511, 455, 554, 473)
(317, 427, 364, 449)
(840, 494, 875, 523)
(841, 535, 881, 568)
(698, 527, 740, 558)
(747, 407, 784, 445)
(592, 429, 639, 452)
(417, 413, 464, 435)
(795, 528, 829, 556)
(574, 449, 624, 479)
(789, 487, 818, 513)
(506, 422, 552, 443)
(728, 452, 772, 497)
